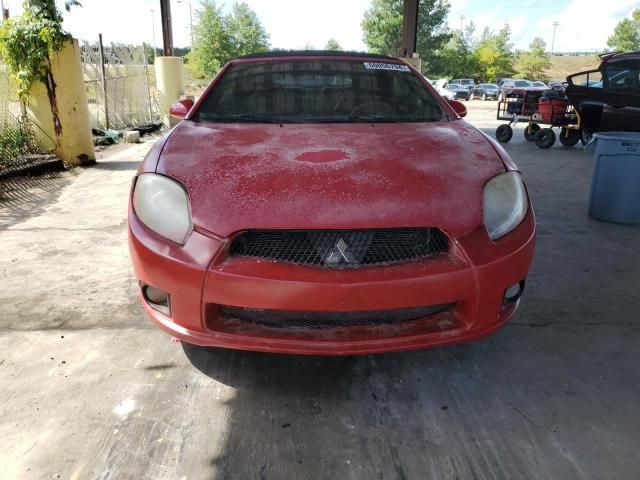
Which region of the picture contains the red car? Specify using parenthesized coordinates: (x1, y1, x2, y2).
(128, 51, 535, 355)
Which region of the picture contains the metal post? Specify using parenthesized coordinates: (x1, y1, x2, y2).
(551, 22, 559, 56)
(98, 33, 110, 129)
(151, 9, 158, 60)
(159, 0, 174, 57)
(459, 15, 466, 32)
(142, 42, 154, 122)
(401, 0, 419, 57)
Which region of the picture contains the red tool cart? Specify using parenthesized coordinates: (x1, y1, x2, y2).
(495, 88, 582, 149)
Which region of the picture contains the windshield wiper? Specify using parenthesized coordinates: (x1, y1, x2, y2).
(346, 114, 398, 123)
(199, 113, 286, 123)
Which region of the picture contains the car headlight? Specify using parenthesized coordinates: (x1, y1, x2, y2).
(133, 173, 192, 244)
(483, 171, 528, 240)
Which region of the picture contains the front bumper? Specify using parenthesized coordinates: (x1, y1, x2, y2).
(129, 208, 535, 355)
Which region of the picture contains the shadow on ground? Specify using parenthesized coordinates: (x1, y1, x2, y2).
(182, 320, 640, 479)
(0, 171, 79, 229)
(92, 160, 142, 171)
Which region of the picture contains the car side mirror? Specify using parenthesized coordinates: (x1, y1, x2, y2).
(448, 99, 467, 118)
(169, 99, 195, 120)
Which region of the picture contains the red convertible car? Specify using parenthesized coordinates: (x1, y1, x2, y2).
(128, 51, 535, 355)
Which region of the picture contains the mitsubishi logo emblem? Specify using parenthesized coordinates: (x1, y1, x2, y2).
(324, 238, 356, 265)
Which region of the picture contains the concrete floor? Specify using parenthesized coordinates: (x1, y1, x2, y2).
(1, 102, 639, 479)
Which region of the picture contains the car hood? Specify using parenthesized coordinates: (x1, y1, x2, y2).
(157, 121, 506, 238)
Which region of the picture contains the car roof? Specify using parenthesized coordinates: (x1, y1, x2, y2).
(601, 50, 640, 64)
(236, 50, 398, 61)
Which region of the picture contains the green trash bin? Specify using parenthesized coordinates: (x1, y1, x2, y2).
(586, 132, 640, 225)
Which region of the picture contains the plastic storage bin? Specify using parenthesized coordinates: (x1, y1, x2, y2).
(587, 132, 640, 224)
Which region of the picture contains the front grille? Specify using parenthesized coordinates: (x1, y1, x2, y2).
(218, 304, 454, 329)
(229, 228, 448, 268)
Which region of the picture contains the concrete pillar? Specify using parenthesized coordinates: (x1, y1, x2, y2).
(155, 56, 185, 126)
(28, 38, 96, 166)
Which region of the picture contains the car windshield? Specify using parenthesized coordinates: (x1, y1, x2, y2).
(531, 81, 546, 87)
(514, 80, 530, 88)
(483, 84, 498, 90)
(195, 60, 446, 123)
(461, 79, 474, 85)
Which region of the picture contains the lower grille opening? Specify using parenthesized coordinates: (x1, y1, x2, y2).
(218, 304, 455, 329)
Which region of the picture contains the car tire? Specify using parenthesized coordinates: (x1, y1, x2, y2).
(534, 128, 556, 149)
(496, 124, 513, 143)
(559, 128, 580, 147)
(524, 123, 540, 141)
(481, 93, 486, 101)
(580, 129, 593, 146)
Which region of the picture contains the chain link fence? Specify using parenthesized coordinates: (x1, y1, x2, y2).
(81, 37, 161, 131)
(0, 65, 52, 174)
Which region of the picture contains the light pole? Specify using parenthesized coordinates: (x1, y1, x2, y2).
(178, 0, 194, 48)
(551, 21, 559, 56)
(459, 15, 466, 33)
(150, 8, 158, 60)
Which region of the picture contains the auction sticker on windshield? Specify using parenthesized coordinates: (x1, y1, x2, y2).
(363, 62, 410, 72)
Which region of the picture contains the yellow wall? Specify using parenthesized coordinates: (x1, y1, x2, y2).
(29, 39, 96, 166)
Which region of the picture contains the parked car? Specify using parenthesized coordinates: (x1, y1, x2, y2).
(432, 78, 455, 100)
(566, 51, 640, 143)
(448, 84, 472, 100)
(471, 83, 499, 100)
(497, 79, 532, 100)
(549, 80, 568, 93)
(450, 78, 476, 91)
(530, 81, 549, 89)
(129, 51, 535, 355)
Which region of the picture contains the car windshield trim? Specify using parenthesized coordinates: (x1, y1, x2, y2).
(194, 59, 447, 124)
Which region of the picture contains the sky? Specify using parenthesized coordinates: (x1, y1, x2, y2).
(3, 0, 638, 53)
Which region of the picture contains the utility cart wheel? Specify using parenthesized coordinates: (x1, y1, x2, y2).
(524, 123, 540, 142)
(580, 129, 593, 146)
(534, 128, 556, 149)
(496, 124, 513, 143)
(559, 128, 580, 147)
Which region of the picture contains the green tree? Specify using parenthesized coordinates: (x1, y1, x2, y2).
(428, 21, 477, 79)
(324, 38, 342, 51)
(361, 0, 450, 71)
(187, 1, 269, 79)
(607, 9, 640, 51)
(187, 0, 233, 78)
(226, 2, 270, 57)
(473, 24, 514, 82)
(514, 37, 551, 81)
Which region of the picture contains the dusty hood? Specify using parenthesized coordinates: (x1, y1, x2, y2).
(157, 120, 506, 238)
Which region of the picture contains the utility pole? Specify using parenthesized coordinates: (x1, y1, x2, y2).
(460, 15, 466, 32)
(400, 0, 421, 71)
(159, 0, 174, 57)
(551, 21, 559, 56)
(1, 0, 8, 19)
(178, 0, 193, 48)
(401, 0, 419, 58)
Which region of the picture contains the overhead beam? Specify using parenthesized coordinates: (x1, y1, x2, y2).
(401, 0, 419, 57)
(159, 0, 174, 56)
